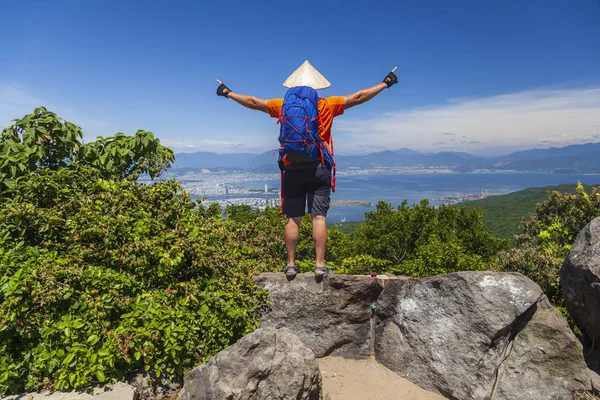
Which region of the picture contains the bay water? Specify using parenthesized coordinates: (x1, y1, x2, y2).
(228, 172, 600, 223)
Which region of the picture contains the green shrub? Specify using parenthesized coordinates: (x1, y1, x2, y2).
(494, 183, 600, 309)
(0, 107, 174, 192)
(337, 255, 392, 275)
(342, 200, 507, 277)
(0, 168, 279, 395)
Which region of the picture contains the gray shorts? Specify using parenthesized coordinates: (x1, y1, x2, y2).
(283, 163, 331, 218)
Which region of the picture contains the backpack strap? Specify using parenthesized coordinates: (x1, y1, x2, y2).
(279, 170, 285, 215)
(331, 163, 336, 193)
(326, 133, 336, 192)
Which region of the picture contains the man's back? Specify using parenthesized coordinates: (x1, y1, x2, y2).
(266, 96, 345, 158)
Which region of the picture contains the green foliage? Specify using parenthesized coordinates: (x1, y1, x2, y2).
(205, 203, 223, 219)
(0, 107, 82, 190)
(517, 183, 600, 257)
(494, 182, 600, 309)
(0, 168, 281, 395)
(336, 255, 392, 275)
(0, 107, 173, 193)
(225, 204, 260, 224)
(77, 130, 174, 180)
(336, 200, 507, 277)
(461, 184, 595, 240)
(494, 244, 563, 305)
(331, 220, 359, 234)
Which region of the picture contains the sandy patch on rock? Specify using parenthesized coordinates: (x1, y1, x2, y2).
(319, 356, 446, 400)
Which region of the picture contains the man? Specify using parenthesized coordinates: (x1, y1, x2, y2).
(216, 61, 398, 277)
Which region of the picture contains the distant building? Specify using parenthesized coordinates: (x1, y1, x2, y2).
(264, 184, 268, 193)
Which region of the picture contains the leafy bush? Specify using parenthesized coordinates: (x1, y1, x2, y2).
(340, 200, 507, 276)
(0, 107, 174, 192)
(494, 244, 563, 305)
(0, 168, 281, 395)
(0, 107, 283, 395)
(494, 182, 600, 309)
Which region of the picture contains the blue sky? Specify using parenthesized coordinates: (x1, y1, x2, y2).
(1, 0, 599, 156)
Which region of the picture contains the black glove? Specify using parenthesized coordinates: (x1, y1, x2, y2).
(383, 70, 398, 88)
(216, 82, 231, 98)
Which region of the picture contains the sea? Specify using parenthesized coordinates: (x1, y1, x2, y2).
(223, 172, 600, 223)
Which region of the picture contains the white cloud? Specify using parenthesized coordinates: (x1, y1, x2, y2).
(4, 83, 600, 156)
(335, 87, 600, 155)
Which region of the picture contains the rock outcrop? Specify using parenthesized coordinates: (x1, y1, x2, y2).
(561, 217, 600, 347)
(177, 327, 321, 400)
(256, 273, 383, 358)
(256, 271, 592, 400)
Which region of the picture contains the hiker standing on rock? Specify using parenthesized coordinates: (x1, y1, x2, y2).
(216, 61, 397, 278)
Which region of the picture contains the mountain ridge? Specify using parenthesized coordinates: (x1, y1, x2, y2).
(171, 142, 600, 174)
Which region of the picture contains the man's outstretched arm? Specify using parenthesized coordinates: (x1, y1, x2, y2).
(344, 68, 398, 110)
(216, 80, 269, 113)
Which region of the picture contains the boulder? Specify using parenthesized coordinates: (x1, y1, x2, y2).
(177, 327, 321, 400)
(257, 271, 593, 400)
(375, 272, 554, 399)
(494, 297, 591, 399)
(256, 272, 383, 358)
(561, 217, 600, 347)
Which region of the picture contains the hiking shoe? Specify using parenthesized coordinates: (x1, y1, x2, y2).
(284, 265, 298, 279)
(314, 266, 332, 276)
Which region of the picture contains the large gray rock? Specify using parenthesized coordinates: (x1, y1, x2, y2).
(177, 327, 321, 400)
(494, 297, 590, 399)
(257, 271, 593, 400)
(375, 272, 553, 399)
(256, 273, 383, 358)
(561, 217, 600, 347)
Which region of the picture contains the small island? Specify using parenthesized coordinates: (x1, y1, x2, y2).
(331, 200, 373, 207)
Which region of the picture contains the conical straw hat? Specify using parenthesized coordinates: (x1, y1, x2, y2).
(283, 60, 331, 90)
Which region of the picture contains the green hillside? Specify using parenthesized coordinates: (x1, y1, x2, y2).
(460, 183, 596, 240)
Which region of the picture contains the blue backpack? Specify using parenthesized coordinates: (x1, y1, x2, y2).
(277, 86, 333, 168)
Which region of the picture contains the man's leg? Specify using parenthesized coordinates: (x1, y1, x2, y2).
(311, 214, 327, 267)
(282, 168, 307, 273)
(307, 164, 332, 272)
(285, 216, 303, 267)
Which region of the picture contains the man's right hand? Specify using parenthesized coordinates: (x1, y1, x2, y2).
(383, 69, 398, 88)
(216, 80, 232, 97)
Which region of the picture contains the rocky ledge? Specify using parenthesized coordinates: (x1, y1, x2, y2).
(256, 271, 595, 400)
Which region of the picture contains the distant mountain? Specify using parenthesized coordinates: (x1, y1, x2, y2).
(334, 150, 478, 169)
(171, 142, 600, 174)
(488, 142, 600, 163)
(499, 152, 600, 173)
(172, 148, 465, 171)
(459, 142, 600, 173)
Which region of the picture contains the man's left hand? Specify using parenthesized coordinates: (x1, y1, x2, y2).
(383, 70, 398, 88)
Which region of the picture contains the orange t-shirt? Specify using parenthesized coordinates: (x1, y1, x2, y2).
(266, 96, 345, 157)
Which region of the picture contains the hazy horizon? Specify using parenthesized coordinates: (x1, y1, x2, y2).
(171, 140, 600, 159)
